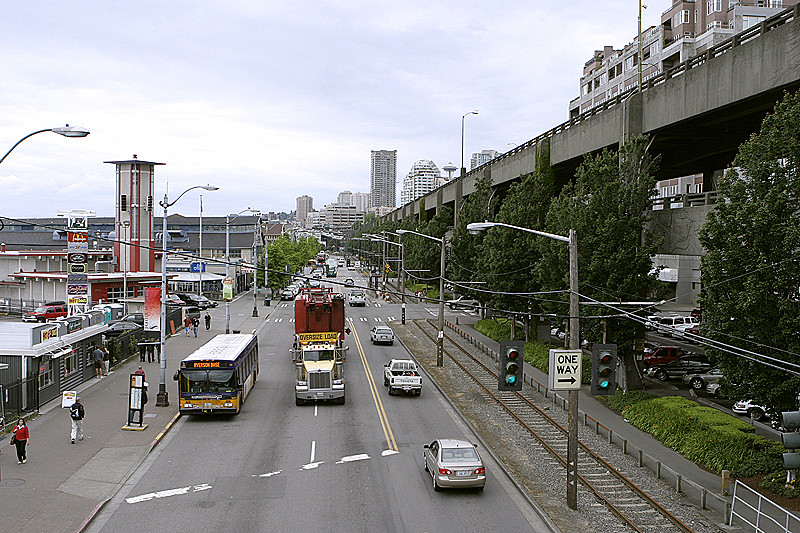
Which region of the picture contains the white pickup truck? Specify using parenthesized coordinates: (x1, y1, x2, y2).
(383, 359, 423, 396)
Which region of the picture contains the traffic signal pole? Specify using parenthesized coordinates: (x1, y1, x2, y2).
(567, 229, 579, 510)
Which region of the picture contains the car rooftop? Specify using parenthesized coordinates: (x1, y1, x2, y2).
(438, 439, 475, 448)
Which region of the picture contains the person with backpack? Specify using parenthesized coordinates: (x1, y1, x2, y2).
(11, 418, 29, 464)
(70, 397, 85, 444)
(192, 316, 199, 337)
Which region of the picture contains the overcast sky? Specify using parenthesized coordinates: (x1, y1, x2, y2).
(0, 1, 663, 219)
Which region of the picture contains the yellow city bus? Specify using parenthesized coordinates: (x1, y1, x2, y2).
(174, 333, 259, 414)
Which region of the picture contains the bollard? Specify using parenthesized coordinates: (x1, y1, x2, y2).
(721, 469, 731, 496)
(638, 450, 643, 468)
(701, 488, 707, 509)
(622, 439, 627, 456)
(676, 474, 682, 494)
(608, 429, 613, 445)
(656, 462, 661, 480)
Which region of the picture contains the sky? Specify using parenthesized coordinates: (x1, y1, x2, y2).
(0, 1, 663, 219)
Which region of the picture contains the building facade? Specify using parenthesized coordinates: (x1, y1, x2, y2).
(296, 195, 313, 227)
(316, 204, 365, 230)
(370, 150, 397, 208)
(337, 190, 371, 212)
(470, 150, 500, 170)
(568, 0, 797, 117)
(400, 160, 444, 205)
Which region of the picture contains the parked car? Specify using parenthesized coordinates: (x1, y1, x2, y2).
(656, 315, 694, 336)
(118, 313, 144, 325)
(706, 382, 725, 398)
(682, 367, 723, 390)
(175, 293, 217, 309)
(22, 302, 67, 322)
(370, 325, 394, 345)
(645, 355, 712, 381)
(643, 346, 691, 367)
(349, 290, 366, 307)
(732, 400, 769, 422)
(447, 297, 480, 310)
(423, 439, 486, 491)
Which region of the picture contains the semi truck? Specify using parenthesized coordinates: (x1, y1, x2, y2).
(291, 287, 347, 405)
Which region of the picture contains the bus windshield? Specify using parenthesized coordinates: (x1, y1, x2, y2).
(304, 349, 334, 362)
(208, 370, 236, 393)
(180, 369, 237, 394)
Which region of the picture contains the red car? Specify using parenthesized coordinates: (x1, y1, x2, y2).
(643, 346, 691, 367)
(22, 302, 67, 323)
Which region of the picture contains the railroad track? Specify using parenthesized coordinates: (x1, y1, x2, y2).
(414, 318, 694, 533)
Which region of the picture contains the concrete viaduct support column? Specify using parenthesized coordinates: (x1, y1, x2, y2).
(621, 91, 644, 145)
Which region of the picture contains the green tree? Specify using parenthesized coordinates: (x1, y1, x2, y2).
(477, 141, 556, 317)
(448, 175, 495, 301)
(538, 136, 660, 388)
(260, 235, 319, 291)
(403, 207, 452, 293)
(698, 91, 800, 413)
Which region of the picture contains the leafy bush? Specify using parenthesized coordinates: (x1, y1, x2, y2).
(761, 470, 800, 498)
(623, 396, 783, 477)
(606, 390, 657, 412)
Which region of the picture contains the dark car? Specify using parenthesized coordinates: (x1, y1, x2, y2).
(119, 313, 144, 325)
(175, 293, 217, 309)
(645, 355, 713, 381)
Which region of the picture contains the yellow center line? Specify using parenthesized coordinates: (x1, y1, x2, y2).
(349, 318, 398, 451)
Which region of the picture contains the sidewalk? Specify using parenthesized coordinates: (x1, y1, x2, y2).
(0, 292, 270, 533)
(449, 315, 731, 523)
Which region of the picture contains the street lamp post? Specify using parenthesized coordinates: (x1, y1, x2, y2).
(368, 233, 405, 321)
(226, 208, 260, 334)
(0, 125, 90, 166)
(120, 220, 130, 315)
(157, 184, 219, 407)
(461, 110, 478, 176)
(397, 229, 446, 366)
(467, 220, 580, 510)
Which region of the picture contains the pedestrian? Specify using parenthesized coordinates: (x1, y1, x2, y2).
(192, 316, 199, 337)
(102, 346, 110, 376)
(139, 341, 147, 363)
(92, 345, 104, 378)
(134, 366, 145, 379)
(11, 418, 29, 464)
(70, 397, 85, 444)
(147, 343, 156, 363)
(204, 312, 211, 330)
(184, 316, 191, 336)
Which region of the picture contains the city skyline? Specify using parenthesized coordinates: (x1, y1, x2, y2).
(0, 1, 663, 218)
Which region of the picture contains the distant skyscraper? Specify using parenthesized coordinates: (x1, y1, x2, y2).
(400, 160, 443, 205)
(470, 150, 500, 170)
(296, 195, 313, 227)
(370, 150, 397, 208)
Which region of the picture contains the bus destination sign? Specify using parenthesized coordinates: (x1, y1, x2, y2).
(184, 361, 229, 368)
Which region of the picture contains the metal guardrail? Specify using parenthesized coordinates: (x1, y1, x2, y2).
(444, 319, 733, 522)
(649, 191, 719, 210)
(730, 479, 800, 533)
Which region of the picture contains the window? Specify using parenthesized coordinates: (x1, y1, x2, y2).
(39, 360, 54, 389)
(769, 0, 782, 7)
(707, 0, 721, 14)
(707, 20, 723, 30)
(674, 10, 691, 26)
(64, 351, 79, 375)
(742, 15, 765, 30)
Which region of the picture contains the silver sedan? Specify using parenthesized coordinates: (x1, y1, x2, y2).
(423, 439, 486, 491)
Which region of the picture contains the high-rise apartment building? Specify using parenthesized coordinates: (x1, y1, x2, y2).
(370, 150, 397, 208)
(400, 160, 443, 205)
(296, 195, 313, 227)
(337, 190, 371, 212)
(470, 150, 500, 170)
(569, 0, 797, 117)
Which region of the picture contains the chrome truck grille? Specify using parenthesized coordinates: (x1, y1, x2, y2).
(309, 371, 331, 389)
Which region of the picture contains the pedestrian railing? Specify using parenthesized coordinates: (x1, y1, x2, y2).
(444, 319, 732, 522)
(730, 480, 800, 533)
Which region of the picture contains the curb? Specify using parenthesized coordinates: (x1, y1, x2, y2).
(77, 410, 182, 533)
(393, 321, 563, 533)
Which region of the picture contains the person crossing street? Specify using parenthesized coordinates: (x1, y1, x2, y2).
(70, 397, 85, 443)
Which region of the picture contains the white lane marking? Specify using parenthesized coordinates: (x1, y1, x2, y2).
(289, 318, 295, 322)
(386, 316, 395, 321)
(374, 303, 381, 307)
(336, 454, 370, 464)
(311, 440, 316, 462)
(314, 404, 318, 417)
(374, 317, 382, 322)
(382, 449, 400, 457)
(301, 462, 324, 470)
(126, 484, 212, 504)
(300, 440, 324, 469)
(360, 317, 367, 321)
(255, 471, 281, 478)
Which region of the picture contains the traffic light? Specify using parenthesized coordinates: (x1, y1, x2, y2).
(780, 411, 800, 470)
(498, 340, 524, 391)
(591, 344, 617, 396)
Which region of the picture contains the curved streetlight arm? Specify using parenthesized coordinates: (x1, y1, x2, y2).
(466, 221, 569, 243)
(0, 126, 90, 166)
(161, 184, 219, 209)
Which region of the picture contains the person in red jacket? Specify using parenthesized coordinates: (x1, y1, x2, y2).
(12, 418, 29, 464)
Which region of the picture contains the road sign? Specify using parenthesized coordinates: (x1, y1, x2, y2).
(548, 349, 583, 390)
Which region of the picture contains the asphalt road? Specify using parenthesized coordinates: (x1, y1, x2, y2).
(88, 267, 545, 533)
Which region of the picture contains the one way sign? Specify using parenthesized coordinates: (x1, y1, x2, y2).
(548, 349, 583, 391)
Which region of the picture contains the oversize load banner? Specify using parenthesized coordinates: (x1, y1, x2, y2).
(297, 331, 338, 344)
